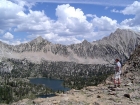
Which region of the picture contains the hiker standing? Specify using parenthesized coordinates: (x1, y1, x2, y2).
(114, 59, 122, 87)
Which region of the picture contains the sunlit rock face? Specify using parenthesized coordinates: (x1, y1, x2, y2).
(0, 28, 140, 64)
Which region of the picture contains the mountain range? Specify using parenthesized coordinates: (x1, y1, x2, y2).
(0, 28, 140, 64)
(11, 39, 140, 105)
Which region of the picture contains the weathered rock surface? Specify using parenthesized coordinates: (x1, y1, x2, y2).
(0, 61, 13, 73)
(0, 29, 140, 64)
(11, 85, 140, 105)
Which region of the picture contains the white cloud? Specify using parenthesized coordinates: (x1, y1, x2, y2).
(107, 1, 140, 31)
(86, 14, 96, 18)
(1, 0, 140, 45)
(0, 0, 121, 45)
(10, 0, 35, 9)
(3, 32, 14, 40)
(0, 0, 25, 32)
(92, 16, 118, 31)
(55, 4, 92, 34)
(14, 10, 52, 32)
(1, 40, 23, 45)
(48, 35, 81, 45)
(55, 36, 81, 44)
(0, 39, 10, 45)
(11, 40, 21, 45)
(44, 32, 58, 40)
(119, 1, 140, 30)
(0, 0, 35, 32)
(56, 4, 86, 22)
(111, 9, 120, 13)
(29, 33, 81, 45)
(121, 1, 140, 15)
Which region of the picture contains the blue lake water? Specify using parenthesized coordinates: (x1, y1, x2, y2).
(29, 78, 70, 92)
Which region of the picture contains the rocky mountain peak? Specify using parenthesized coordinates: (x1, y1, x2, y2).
(0, 28, 140, 64)
(29, 36, 50, 44)
(81, 39, 91, 46)
(102, 28, 134, 41)
(99, 28, 140, 48)
(36, 36, 44, 40)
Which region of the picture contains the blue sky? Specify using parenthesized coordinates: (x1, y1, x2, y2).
(0, 0, 140, 45)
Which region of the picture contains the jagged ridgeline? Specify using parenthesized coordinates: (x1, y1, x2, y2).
(0, 29, 140, 64)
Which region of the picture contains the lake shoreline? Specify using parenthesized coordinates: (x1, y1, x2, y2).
(29, 78, 70, 92)
(28, 76, 64, 81)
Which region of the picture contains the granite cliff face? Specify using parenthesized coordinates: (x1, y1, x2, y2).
(0, 29, 140, 64)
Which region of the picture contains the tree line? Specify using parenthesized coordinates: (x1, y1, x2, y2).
(0, 58, 115, 103)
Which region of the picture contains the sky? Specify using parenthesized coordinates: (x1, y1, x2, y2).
(0, 0, 140, 45)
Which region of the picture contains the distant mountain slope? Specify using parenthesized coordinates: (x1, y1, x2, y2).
(0, 28, 140, 64)
(97, 28, 140, 59)
(69, 29, 140, 63)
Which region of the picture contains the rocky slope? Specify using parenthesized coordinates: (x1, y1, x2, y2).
(0, 29, 140, 64)
(66, 28, 140, 63)
(11, 45, 140, 105)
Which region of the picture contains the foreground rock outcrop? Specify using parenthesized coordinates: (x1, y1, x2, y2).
(12, 85, 140, 105)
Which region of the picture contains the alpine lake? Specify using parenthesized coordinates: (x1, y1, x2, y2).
(29, 78, 70, 98)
